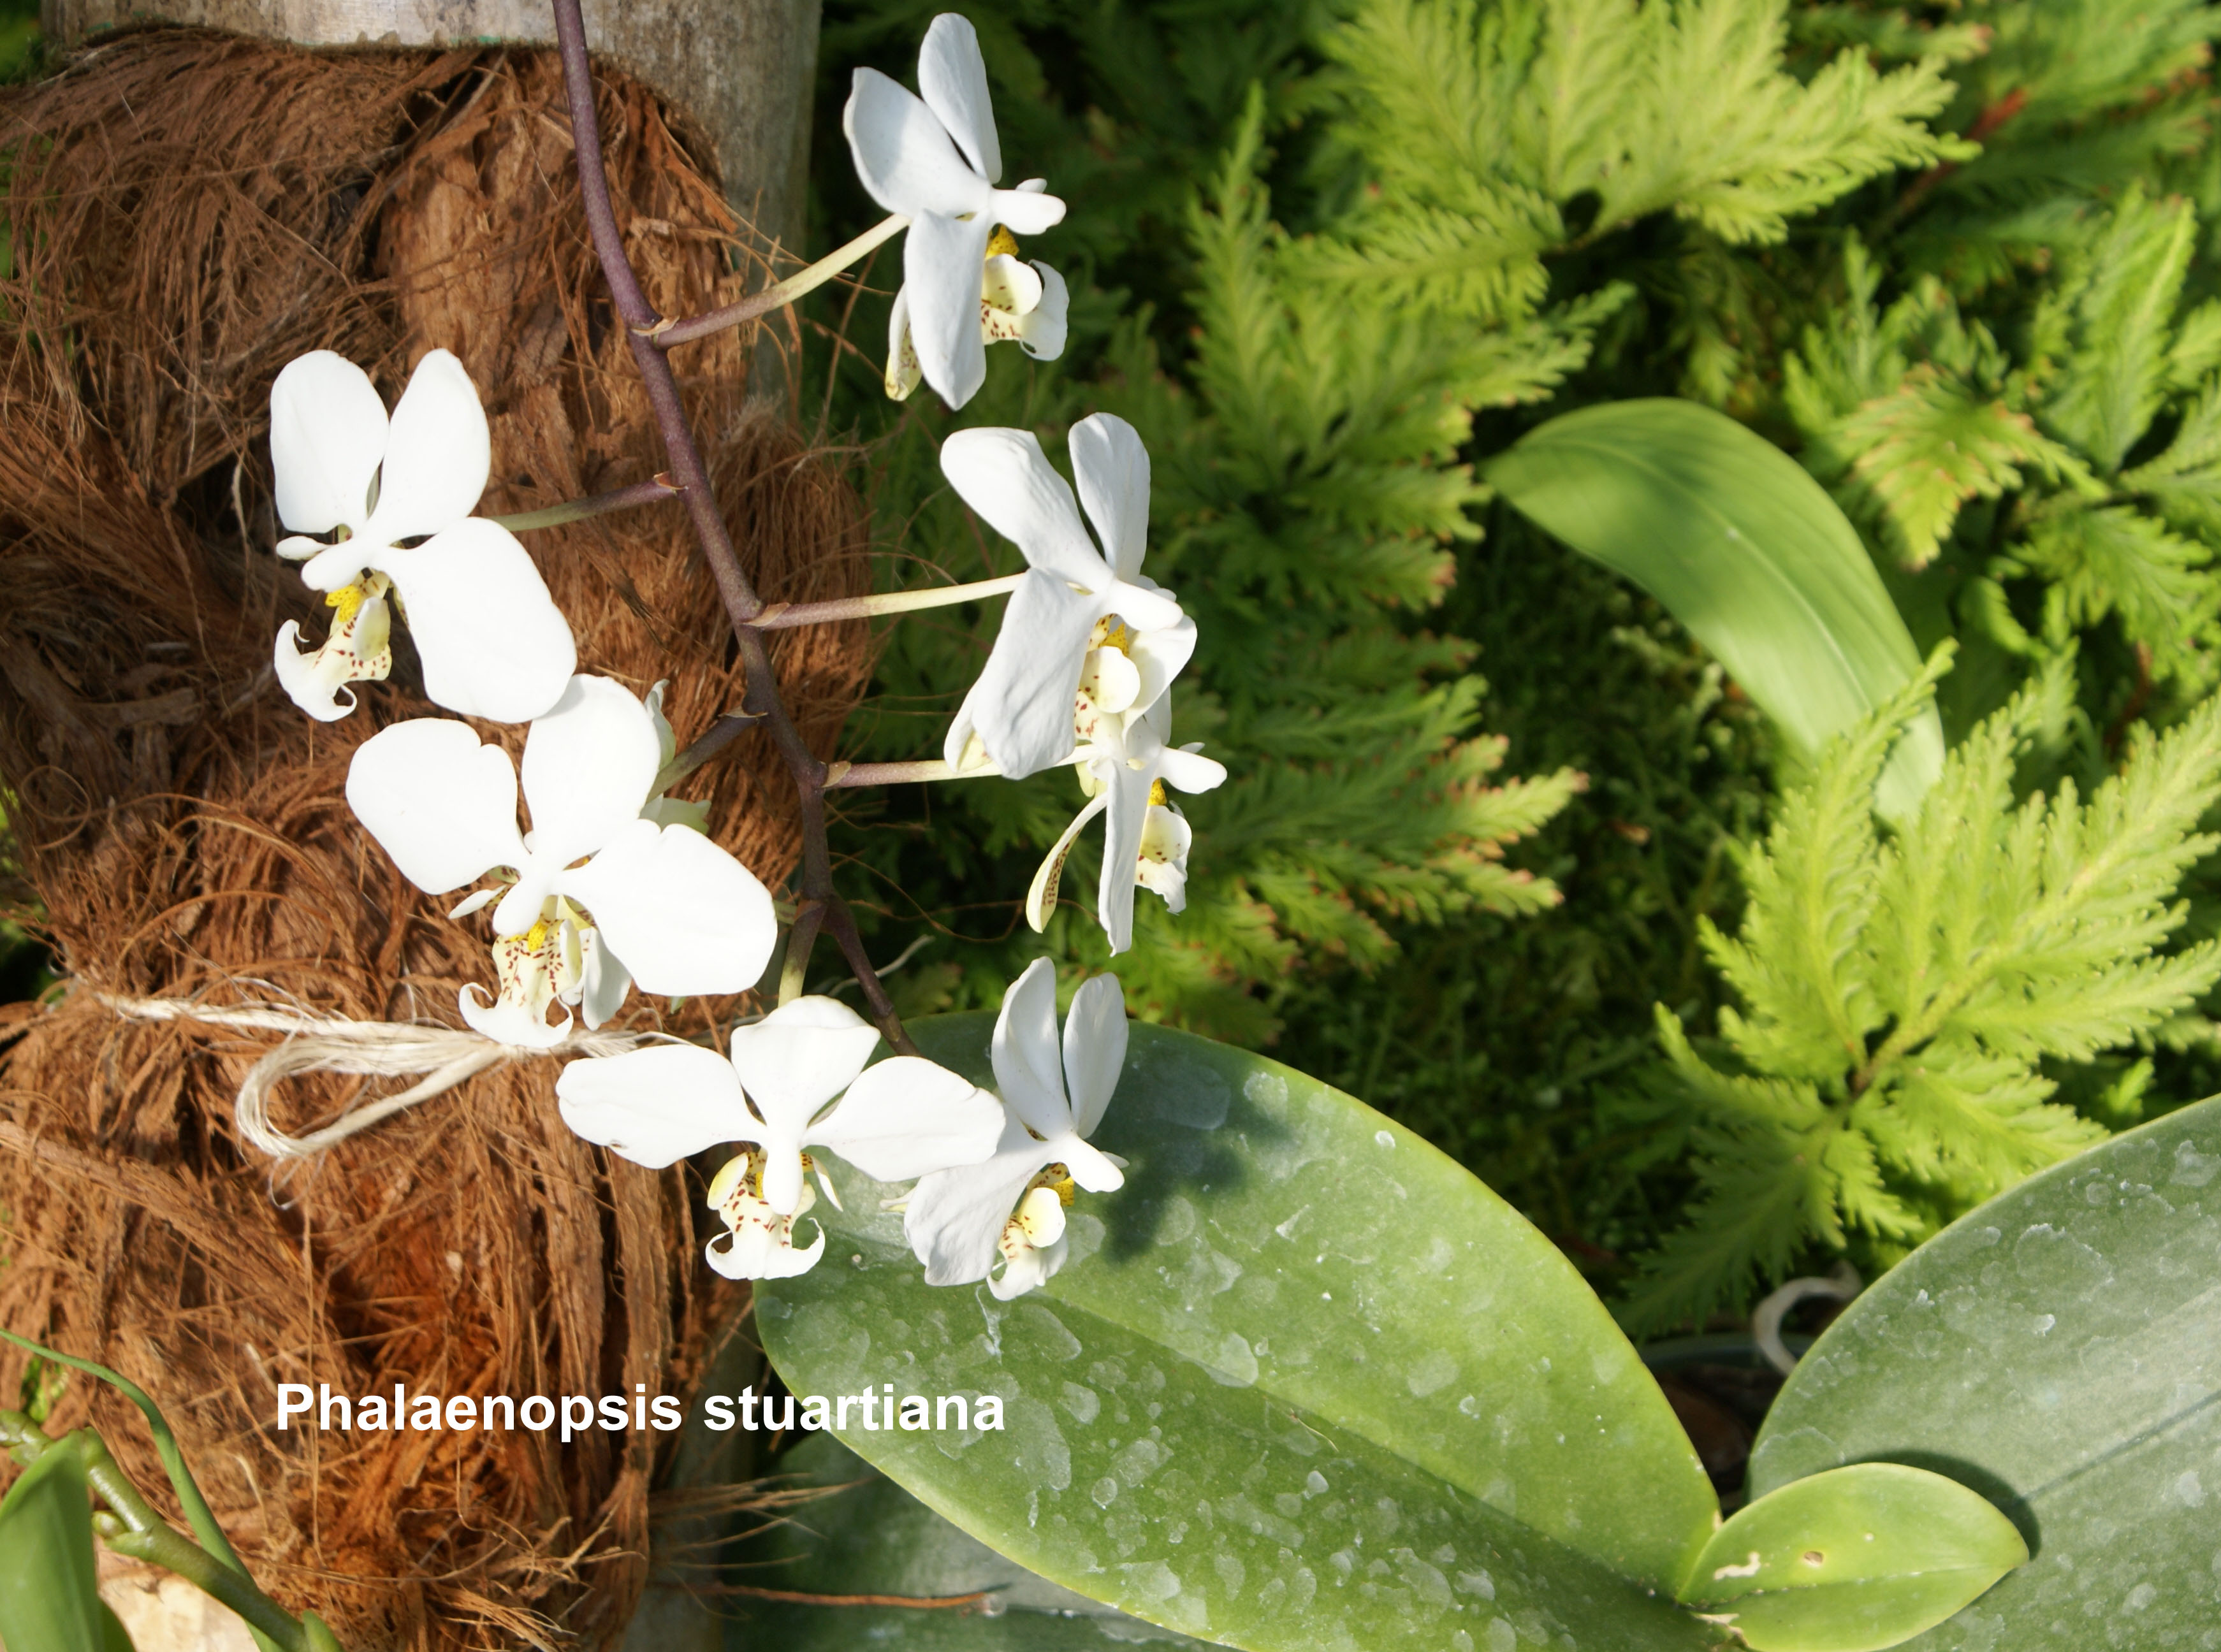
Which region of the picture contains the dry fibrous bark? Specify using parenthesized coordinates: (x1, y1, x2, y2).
(0, 30, 866, 1651)
(40, 0, 825, 252)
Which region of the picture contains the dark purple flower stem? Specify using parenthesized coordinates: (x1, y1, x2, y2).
(550, 0, 916, 1055)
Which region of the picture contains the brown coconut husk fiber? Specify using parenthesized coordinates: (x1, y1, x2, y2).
(0, 27, 870, 1651)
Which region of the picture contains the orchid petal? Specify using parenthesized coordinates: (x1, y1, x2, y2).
(1136, 806, 1194, 914)
(884, 283, 923, 400)
(362, 349, 491, 542)
(519, 676, 662, 867)
(1159, 746, 1228, 795)
(1106, 578, 1185, 633)
(759, 1144, 811, 1221)
(903, 210, 994, 408)
(1011, 1183, 1068, 1250)
(346, 719, 525, 894)
(1129, 616, 1196, 714)
(273, 622, 353, 721)
(812, 1057, 1004, 1183)
(842, 68, 994, 219)
(555, 819, 777, 996)
(707, 1214, 824, 1280)
(275, 535, 329, 563)
(990, 1232, 1068, 1300)
(1017, 261, 1068, 360)
(298, 543, 373, 593)
(917, 12, 1001, 183)
(940, 427, 1107, 588)
(448, 888, 499, 920)
(903, 1114, 1055, 1286)
(1096, 762, 1153, 954)
(645, 680, 680, 765)
(959, 569, 1098, 779)
(989, 184, 1066, 236)
(993, 957, 1074, 1137)
(980, 253, 1042, 317)
(373, 518, 576, 723)
(1062, 973, 1128, 1139)
(1061, 1134, 1126, 1192)
(269, 351, 387, 535)
(579, 927, 632, 1029)
(941, 689, 984, 773)
(1080, 646, 1142, 718)
(1070, 413, 1151, 582)
(1026, 790, 1108, 933)
(458, 982, 570, 1049)
(727, 996, 884, 1134)
(555, 1043, 754, 1168)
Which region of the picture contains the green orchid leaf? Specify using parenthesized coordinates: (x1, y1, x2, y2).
(759, 1015, 1726, 1652)
(0, 1440, 106, 1652)
(1751, 1096, 2221, 1648)
(0, 1332, 279, 1652)
(99, 1602, 138, 1652)
(732, 1433, 1225, 1648)
(1676, 1463, 2025, 1652)
(1485, 398, 1942, 820)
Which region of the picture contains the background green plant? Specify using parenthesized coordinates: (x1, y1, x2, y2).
(806, 0, 2221, 1321)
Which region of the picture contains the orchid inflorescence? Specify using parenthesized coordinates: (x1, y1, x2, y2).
(254, 11, 1221, 1298)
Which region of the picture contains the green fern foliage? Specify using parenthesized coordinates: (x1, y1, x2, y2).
(815, 0, 2221, 1295)
(1315, 0, 1967, 322)
(1786, 192, 2221, 681)
(1627, 649, 2221, 1333)
(1075, 94, 1593, 1018)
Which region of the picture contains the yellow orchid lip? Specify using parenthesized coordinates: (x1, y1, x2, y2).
(986, 224, 1022, 259)
(1088, 614, 1137, 655)
(704, 1145, 819, 1214)
(323, 570, 392, 625)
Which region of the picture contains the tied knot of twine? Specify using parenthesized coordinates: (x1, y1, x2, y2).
(98, 995, 661, 1159)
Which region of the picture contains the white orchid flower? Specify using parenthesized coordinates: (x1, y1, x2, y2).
(844, 13, 1069, 408)
(555, 997, 1005, 1280)
(942, 414, 1191, 781)
(345, 674, 776, 1043)
(1029, 693, 1225, 954)
(903, 960, 1128, 1299)
(885, 229, 1069, 402)
(270, 349, 575, 724)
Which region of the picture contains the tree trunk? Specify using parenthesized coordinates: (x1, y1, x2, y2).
(40, 0, 822, 250)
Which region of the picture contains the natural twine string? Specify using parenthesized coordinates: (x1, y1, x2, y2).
(98, 995, 661, 1159)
